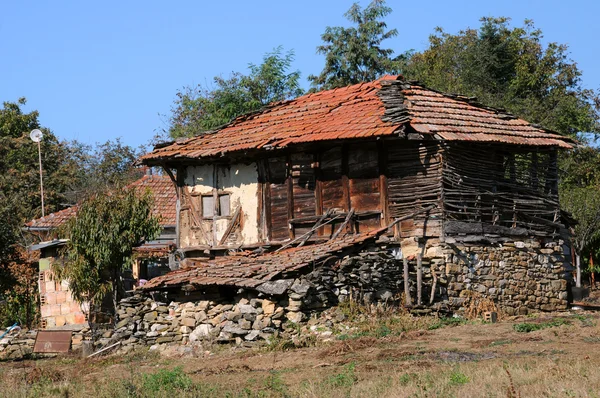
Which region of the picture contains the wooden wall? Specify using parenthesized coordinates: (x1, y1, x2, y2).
(261, 140, 443, 242)
(442, 143, 561, 236)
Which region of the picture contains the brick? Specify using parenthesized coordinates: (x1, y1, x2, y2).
(56, 291, 67, 304)
(45, 293, 57, 305)
(50, 304, 62, 316)
(74, 313, 86, 324)
(40, 305, 51, 318)
(55, 315, 66, 327)
(65, 313, 75, 325)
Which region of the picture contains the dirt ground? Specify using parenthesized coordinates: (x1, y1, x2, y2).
(2, 310, 600, 397)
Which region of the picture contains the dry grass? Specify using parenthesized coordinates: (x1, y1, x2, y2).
(1, 311, 598, 397)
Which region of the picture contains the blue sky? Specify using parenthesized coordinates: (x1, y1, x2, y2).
(1, 1, 598, 149)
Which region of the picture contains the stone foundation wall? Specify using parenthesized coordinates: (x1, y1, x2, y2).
(106, 238, 571, 351)
(442, 239, 570, 314)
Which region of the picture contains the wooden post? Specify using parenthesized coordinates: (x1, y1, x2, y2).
(416, 253, 423, 306)
(403, 257, 412, 307)
(576, 252, 582, 288)
(430, 268, 438, 305)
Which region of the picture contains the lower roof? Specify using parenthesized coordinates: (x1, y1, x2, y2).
(140, 229, 389, 292)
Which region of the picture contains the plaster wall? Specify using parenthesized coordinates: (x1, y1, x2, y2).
(182, 163, 260, 247)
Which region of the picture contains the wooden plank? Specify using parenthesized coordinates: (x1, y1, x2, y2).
(403, 257, 412, 307)
(331, 209, 355, 240)
(218, 206, 242, 246)
(378, 140, 389, 226)
(286, 154, 294, 239)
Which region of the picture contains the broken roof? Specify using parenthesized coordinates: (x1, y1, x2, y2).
(25, 174, 177, 230)
(139, 76, 573, 165)
(140, 229, 387, 292)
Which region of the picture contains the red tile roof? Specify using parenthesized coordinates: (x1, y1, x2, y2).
(25, 206, 79, 230)
(405, 87, 571, 147)
(139, 76, 573, 165)
(140, 229, 386, 291)
(127, 175, 177, 226)
(26, 175, 176, 229)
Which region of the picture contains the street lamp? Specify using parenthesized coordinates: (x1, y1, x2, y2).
(30, 129, 45, 217)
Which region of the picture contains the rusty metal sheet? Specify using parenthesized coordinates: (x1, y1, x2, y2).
(33, 331, 72, 353)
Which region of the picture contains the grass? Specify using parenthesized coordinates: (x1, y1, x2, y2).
(3, 311, 600, 397)
(513, 318, 571, 333)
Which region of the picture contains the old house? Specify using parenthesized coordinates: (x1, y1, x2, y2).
(25, 174, 177, 329)
(118, 75, 574, 347)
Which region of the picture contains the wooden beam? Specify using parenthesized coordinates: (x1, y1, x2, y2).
(331, 209, 355, 240)
(378, 140, 389, 226)
(315, 152, 323, 235)
(403, 257, 412, 307)
(218, 206, 242, 246)
(286, 155, 294, 240)
(297, 209, 332, 248)
(275, 214, 342, 253)
(416, 253, 423, 306)
(341, 144, 352, 232)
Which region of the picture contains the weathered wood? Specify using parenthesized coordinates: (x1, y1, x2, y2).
(331, 209, 355, 240)
(416, 253, 423, 306)
(286, 154, 294, 239)
(297, 210, 332, 248)
(218, 206, 242, 246)
(275, 214, 342, 253)
(430, 268, 438, 305)
(403, 257, 412, 307)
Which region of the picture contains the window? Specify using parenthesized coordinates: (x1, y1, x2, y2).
(202, 196, 214, 218)
(202, 193, 231, 218)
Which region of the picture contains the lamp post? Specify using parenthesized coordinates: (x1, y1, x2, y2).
(30, 129, 45, 217)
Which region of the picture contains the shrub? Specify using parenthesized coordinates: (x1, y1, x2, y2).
(141, 367, 193, 394)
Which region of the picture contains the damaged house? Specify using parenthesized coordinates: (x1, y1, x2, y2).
(25, 174, 177, 329)
(124, 75, 574, 345)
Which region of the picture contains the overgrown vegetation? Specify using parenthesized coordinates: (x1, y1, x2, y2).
(513, 318, 571, 333)
(57, 188, 161, 324)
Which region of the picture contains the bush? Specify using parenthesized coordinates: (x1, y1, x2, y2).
(141, 367, 193, 394)
(513, 318, 570, 333)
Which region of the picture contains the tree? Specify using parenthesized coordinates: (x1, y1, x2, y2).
(167, 47, 303, 139)
(0, 98, 78, 225)
(403, 17, 600, 287)
(64, 138, 146, 204)
(58, 188, 161, 325)
(308, 0, 406, 91)
(403, 17, 600, 138)
(559, 145, 600, 287)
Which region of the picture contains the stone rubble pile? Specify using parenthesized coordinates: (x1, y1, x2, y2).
(112, 293, 292, 352)
(0, 328, 86, 361)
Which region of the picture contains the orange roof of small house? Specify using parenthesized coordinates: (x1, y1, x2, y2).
(139, 76, 573, 165)
(25, 174, 177, 230)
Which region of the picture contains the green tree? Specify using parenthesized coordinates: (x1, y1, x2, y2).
(308, 0, 405, 91)
(64, 138, 146, 204)
(404, 17, 600, 138)
(0, 98, 78, 225)
(0, 98, 80, 326)
(58, 188, 161, 324)
(167, 46, 303, 139)
(559, 145, 600, 286)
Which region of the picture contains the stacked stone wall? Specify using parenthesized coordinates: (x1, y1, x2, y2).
(442, 239, 570, 314)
